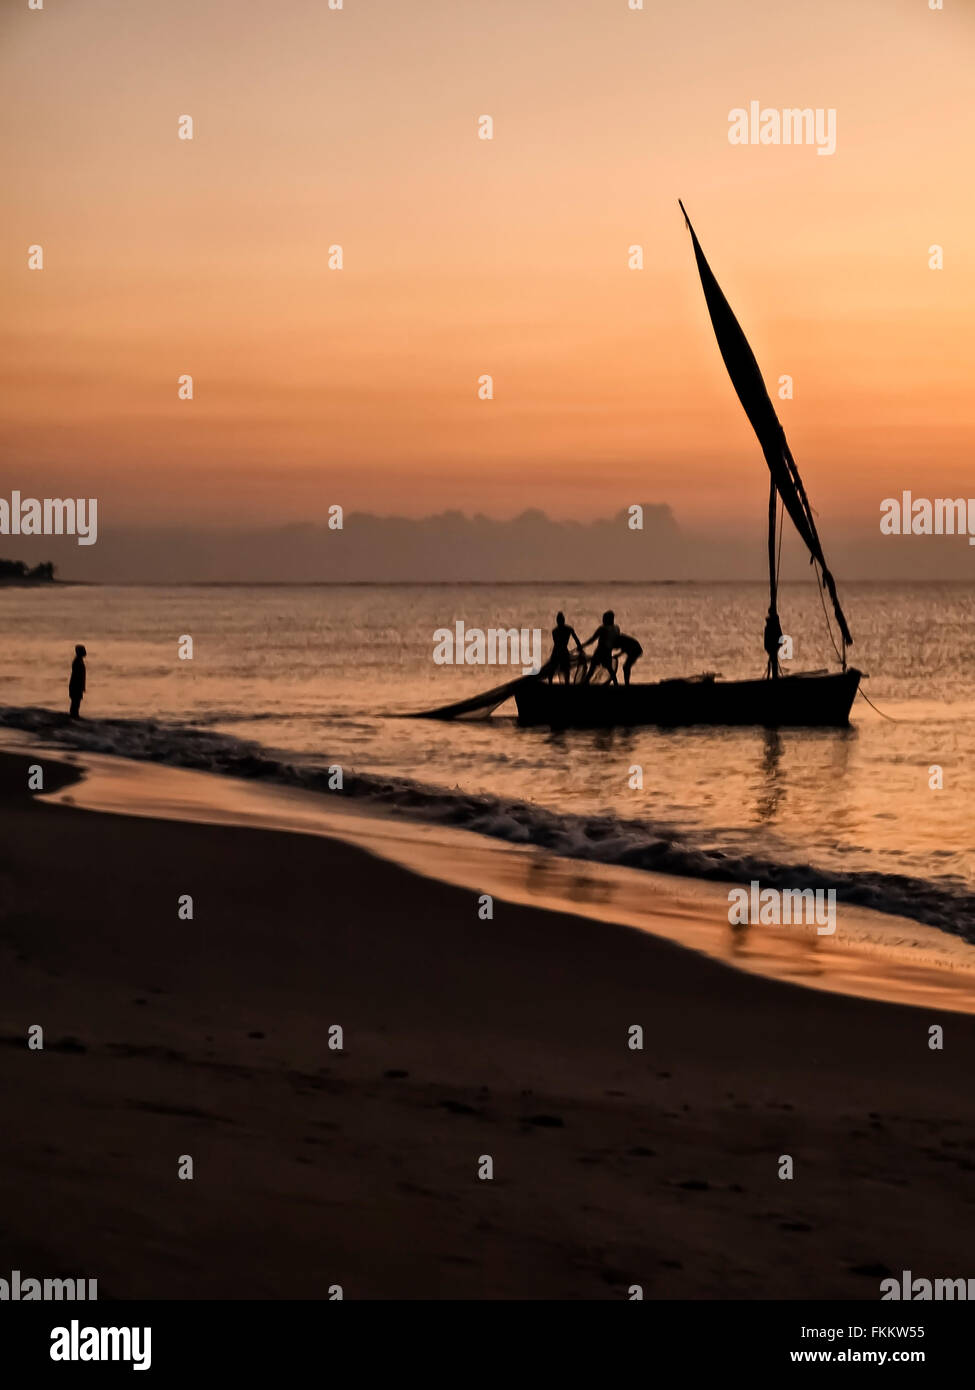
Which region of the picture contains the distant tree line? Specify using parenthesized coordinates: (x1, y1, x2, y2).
(0, 558, 56, 582)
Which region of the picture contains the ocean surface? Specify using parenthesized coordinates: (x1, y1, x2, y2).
(2, 581, 974, 940)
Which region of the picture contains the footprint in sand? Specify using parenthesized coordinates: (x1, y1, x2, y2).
(127, 1099, 231, 1123)
(439, 1100, 483, 1116)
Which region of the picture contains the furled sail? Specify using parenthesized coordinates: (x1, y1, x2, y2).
(679, 201, 853, 651)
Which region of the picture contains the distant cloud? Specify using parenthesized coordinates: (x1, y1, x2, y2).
(2, 506, 968, 584)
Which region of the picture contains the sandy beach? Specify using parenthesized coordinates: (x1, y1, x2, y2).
(0, 745, 972, 1300)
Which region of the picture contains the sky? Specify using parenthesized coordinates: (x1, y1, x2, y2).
(3, 0, 974, 546)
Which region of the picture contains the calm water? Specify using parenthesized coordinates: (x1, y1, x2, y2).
(2, 581, 974, 934)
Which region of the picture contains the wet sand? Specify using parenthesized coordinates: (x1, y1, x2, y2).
(1, 746, 974, 1299)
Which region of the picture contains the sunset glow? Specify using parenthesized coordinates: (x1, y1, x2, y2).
(3, 0, 973, 532)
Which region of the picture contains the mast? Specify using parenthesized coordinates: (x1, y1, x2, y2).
(766, 477, 780, 678)
(679, 201, 852, 668)
(768, 476, 777, 612)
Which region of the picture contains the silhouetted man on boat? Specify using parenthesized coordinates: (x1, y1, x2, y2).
(68, 644, 87, 718)
(581, 611, 621, 685)
(545, 611, 583, 683)
(764, 607, 783, 679)
(615, 633, 643, 685)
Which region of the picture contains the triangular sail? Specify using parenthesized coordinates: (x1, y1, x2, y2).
(679, 201, 852, 651)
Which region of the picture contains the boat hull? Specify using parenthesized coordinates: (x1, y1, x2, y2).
(514, 669, 862, 729)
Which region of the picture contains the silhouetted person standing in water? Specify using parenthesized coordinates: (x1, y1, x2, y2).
(546, 611, 583, 683)
(68, 644, 87, 718)
(582, 610, 620, 685)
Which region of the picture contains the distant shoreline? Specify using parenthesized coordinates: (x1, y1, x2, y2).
(0, 578, 80, 588)
(4, 577, 972, 589)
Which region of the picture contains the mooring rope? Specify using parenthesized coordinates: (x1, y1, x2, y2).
(856, 686, 899, 722)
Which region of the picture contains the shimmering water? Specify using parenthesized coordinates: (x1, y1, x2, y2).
(2, 581, 973, 932)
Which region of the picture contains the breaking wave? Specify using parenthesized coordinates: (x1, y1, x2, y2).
(3, 704, 975, 943)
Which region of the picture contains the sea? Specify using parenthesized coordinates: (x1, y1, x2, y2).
(2, 580, 974, 942)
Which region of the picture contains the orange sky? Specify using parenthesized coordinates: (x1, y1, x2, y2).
(3, 0, 974, 531)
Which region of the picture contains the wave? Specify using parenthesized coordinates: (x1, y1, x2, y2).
(3, 704, 975, 943)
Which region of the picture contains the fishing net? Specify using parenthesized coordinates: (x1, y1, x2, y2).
(411, 647, 590, 720)
(411, 672, 535, 721)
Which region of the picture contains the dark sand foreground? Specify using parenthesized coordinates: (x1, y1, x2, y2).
(1, 750, 973, 1299)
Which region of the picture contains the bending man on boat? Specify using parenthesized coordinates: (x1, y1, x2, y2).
(615, 632, 643, 685)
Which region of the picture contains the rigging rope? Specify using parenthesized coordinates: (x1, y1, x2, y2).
(775, 494, 784, 588)
(813, 561, 844, 664)
(813, 568, 896, 719)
